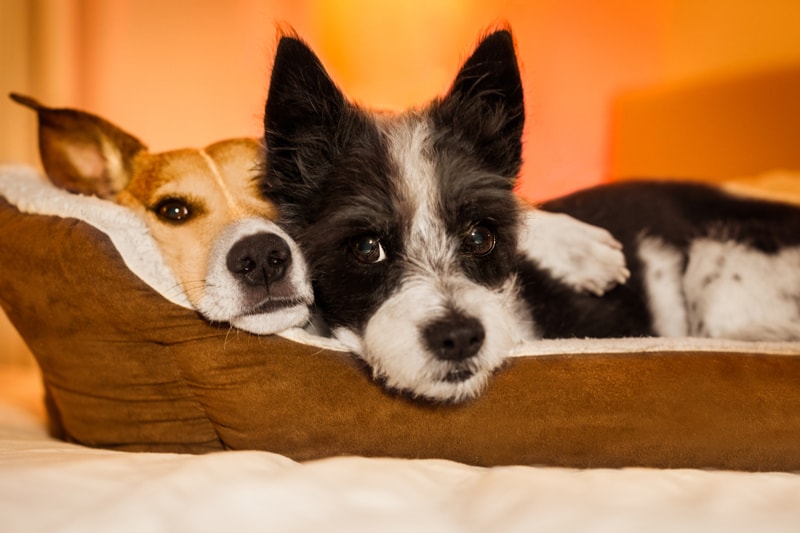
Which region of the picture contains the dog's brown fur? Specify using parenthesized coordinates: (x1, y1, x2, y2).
(11, 93, 311, 333)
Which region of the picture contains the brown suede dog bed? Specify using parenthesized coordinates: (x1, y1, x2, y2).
(2, 166, 800, 471)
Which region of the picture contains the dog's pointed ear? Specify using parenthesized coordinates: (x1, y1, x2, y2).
(262, 35, 345, 197)
(10, 93, 146, 199)
(435, 29, 525, 179)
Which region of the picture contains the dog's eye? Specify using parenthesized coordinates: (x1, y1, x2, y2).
(154, 198, 192, 223)
(462, 224, 496, 257)
(350, 235, 387, 264)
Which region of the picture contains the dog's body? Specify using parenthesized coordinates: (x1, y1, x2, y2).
(524, 180, 800, 340)
(12, 94, 313, 334)
(260, 29, 800, 403)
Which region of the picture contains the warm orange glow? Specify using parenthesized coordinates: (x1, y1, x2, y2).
(313, 0, 487, 110)
(58, 0, 670, 202)
(269, 0, 668, 202)
(5, 1, 800, 202)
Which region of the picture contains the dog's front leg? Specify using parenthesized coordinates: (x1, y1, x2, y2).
(518, 208, 630, 295)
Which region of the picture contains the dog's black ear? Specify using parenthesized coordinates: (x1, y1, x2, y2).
(435, 29, 525, 179)
(262, 35, 346, 201)
(9, 93, 146, 198)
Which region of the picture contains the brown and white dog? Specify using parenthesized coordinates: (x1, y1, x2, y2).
(11, 93, 313, 334)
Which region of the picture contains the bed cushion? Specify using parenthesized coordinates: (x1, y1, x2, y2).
(2, 168, 800, 471)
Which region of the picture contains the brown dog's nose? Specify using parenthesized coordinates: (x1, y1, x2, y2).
(227, 233, 292, 287)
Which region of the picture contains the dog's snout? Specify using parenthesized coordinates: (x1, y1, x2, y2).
(423, 312, 485, 362)
(227, 233, 292, 287)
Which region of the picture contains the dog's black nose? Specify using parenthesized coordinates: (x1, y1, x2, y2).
(423, 312, 485, 361)
(227, 233, 292, 287)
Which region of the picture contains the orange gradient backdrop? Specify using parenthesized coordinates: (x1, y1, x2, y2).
(2, 0, 668, 201)
(311, 1, 666, 201)
(4, 1, 800, 201)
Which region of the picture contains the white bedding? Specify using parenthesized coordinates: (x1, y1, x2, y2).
(1, 367, 800, 533)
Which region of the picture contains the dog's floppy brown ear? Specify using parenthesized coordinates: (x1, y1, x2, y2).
(434, 28, 525, 180)
(10, 93, 147, 198)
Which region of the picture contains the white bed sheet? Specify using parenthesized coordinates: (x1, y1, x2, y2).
(2, 366, 800, 533)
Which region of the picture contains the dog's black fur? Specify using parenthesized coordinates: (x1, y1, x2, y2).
(525, 180, 800, 338)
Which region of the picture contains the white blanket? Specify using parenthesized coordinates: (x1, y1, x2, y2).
(1, 367, 799, 533)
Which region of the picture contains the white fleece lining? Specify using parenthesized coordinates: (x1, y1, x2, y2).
(0, 165, 192, 309)
(510, 336, 800, 357)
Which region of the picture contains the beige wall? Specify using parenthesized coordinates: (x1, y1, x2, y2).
(1, 0, 36, 167)
(1, 0, 83, 167)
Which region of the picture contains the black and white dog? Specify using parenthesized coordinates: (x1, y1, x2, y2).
(260, 28, 800, 402)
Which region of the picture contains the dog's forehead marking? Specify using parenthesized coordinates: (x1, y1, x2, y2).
(383, 116, 452, 268)
(197, 149, 241, 213)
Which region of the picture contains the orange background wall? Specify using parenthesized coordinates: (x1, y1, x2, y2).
(3, 1, 800, 202)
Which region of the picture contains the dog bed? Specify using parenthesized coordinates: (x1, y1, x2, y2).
(3, 369, 800, 533)
(2, 165, 800, 471)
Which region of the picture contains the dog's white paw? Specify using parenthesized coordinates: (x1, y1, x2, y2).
(519, 209, 630, 295)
